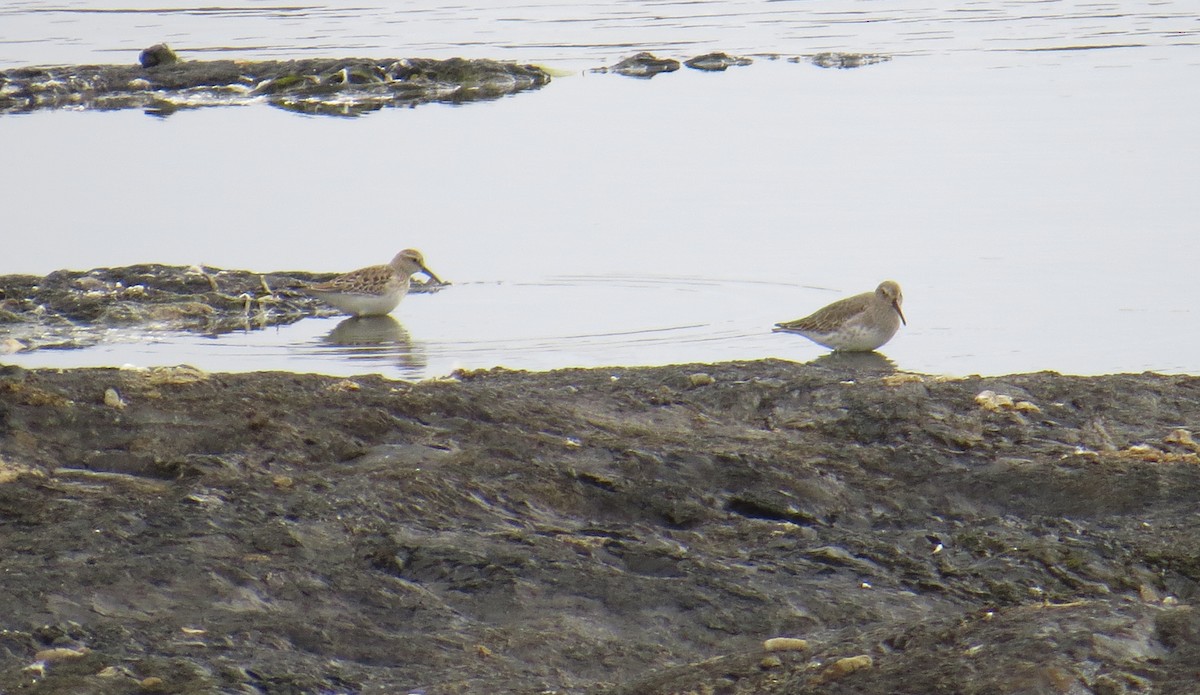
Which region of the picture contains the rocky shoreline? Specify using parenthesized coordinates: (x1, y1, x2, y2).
(1, 357, 1198, 693)
(0, 50, 888, 116)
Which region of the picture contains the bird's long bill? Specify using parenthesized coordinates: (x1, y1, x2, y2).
(894, 301, 907, 325)
(419, 265, 443, 285)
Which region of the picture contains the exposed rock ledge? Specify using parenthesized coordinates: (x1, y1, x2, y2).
(0, 56, 551, 116)
(1, 359, 1198, 693)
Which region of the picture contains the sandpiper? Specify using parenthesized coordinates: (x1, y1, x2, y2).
(305, 249, 441, 317)
(774, 280, 906, 352)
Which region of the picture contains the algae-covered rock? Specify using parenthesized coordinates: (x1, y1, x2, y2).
(597, 52, 682, 78)
(685, 52, 754, 71)
(0, 262, 453, 349)
(0, 53, 551, 116)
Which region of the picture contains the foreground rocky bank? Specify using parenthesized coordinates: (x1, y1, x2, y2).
(1, 359, 1198, 694)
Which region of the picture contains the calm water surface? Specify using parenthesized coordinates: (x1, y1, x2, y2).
(2, 2, 1198, 378)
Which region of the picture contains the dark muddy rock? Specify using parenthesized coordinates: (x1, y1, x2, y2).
(0, 265, 444, 352)
(684, 52, 754, 71)
(1, 359, 1199, 693)
(137, 43, 179, 69)
(0, 54, 551, 116)
(795, 51, 892, 69)
(595, 52, 682, 78)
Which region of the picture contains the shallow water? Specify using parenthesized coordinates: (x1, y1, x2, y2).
(2, 1, 1198, 68)
(2, 3, 1199, 378)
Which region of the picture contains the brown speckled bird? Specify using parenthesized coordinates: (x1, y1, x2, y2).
(306, 249, 441, 317)
(774, 280, 906, 352)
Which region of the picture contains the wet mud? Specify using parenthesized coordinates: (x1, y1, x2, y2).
(1, 358, 1199, 693)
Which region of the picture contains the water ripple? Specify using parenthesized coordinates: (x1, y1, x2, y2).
(2, 1, 1197, 67)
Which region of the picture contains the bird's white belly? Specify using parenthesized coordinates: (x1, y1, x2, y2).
(310, 289, 403, 317)
(811, 321, 897, 352)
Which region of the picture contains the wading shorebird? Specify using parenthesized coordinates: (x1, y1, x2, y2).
(305, 249, 442, 317)
(774, 280, 906, 352)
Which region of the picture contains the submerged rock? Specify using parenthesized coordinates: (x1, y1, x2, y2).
(684, 52, 754, 71)
(0, 55, 551, 116)
(596, 52, 682, 78)
(798, 52, 892, 69)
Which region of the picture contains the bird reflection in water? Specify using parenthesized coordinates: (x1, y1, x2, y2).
(320, 316, 426, 375)
(808, 350, 896, 375)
